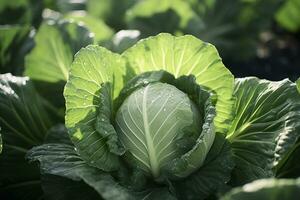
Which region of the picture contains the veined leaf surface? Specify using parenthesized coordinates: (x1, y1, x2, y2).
(25, 20, 93, 82)
(64, 45, 129, 171)
(0, 73, 55, 199)
(123, 33, 234, 134)
(228, 77, 300, 185)
(116, 82, 200, 177)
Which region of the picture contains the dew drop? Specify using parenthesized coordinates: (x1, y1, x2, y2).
(90, 160, 95, 164)
(163, 108, 166, 111)
(101, 118, 105, 121)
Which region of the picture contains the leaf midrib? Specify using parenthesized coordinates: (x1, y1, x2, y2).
(142, 85, 159, 177)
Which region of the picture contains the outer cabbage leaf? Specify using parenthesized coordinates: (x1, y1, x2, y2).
(227, 77, 300, 185)
(28, 124, 101, 200)
(169, 75, 216, 178)
(275, 137, 300, 178)
(0, 73, 56, 199)
(221, 178, 300, 200)
(65, 12, 114, 44)
(122, 33, 234, 134)
(125, 0, 201, 37)
(28, 141, 176, 200)
(173, 134, 234, 200)
(25, 19, 94, 110)
(28, 143, 132, 200)
(25, 19, 93, 83)
(64, 45, 132, 171)
(0, 25, 31, 74)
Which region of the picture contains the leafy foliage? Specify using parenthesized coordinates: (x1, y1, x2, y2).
(1, 1, 300, 199)
(25, 20, 93, 82)
(122, 33, 234, 134)
(0, 25, 31, 74)
(0, 73, 56, 199)
(227, 77, 300, 185)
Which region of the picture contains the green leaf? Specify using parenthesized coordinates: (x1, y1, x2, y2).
(64, 45, 130, 172)
(65, 12, 114, 44)
(173, 134, 234, 200)
(25, 19, 94, 83)
(0, 0, 43, 26)
(28, 142, 175, 200)
(125, 0, 199, 36)
(0, 73, 55, 147)
(28, 143, 131, 199)
(169, 75, 216, 178)
(0, 73, 55, 199)
(221, 178, 300, 200)
(276, 0, 300, 32)
(276, 138, 300, 178)
(0, 25, 30, 74)
(227, 77, 300, 185)
(122, 33, 234, 134)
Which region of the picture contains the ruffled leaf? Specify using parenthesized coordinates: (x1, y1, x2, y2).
(168, 75, 216, 178)
(275, 138, 300, 178)
(122, 33, 234, 134)
(173, 134, 234, 200)
(28, 142, 175, 200)
(0, 25, 30, 74)
(227, 77, 300, 185)
(0, 73, 56, 199)
(64, 45, 132, 171)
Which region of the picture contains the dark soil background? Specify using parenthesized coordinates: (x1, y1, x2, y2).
(226, 25, 300, 81)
